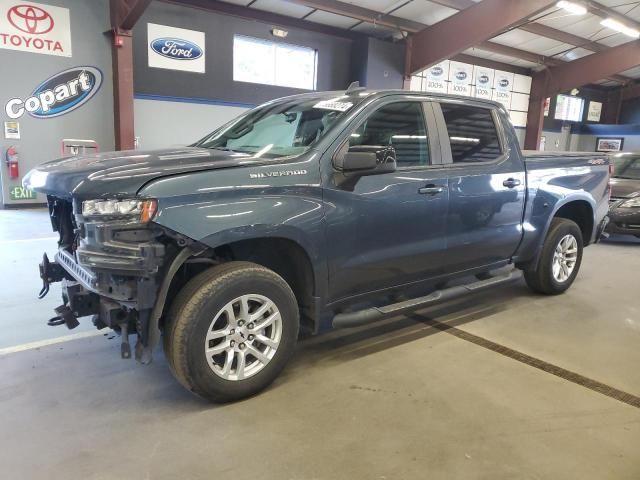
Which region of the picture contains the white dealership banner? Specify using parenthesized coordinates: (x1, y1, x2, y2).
(492, 70, 514, 109)
(0, 0, 71, 57)
(473, 66, 494, 100)
(447, 61, 473, 96)
(148, 23, 205, 73)
(424, 61, 449, 93)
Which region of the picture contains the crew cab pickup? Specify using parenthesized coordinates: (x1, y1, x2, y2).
(24, 87, 610, 402)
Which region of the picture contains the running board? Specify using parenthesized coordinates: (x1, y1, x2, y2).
(332, 270, 519, 329)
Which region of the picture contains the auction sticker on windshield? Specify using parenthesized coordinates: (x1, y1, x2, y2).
(314, 100, 353, 112)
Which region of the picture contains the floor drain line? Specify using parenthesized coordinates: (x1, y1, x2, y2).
(421, 317, 640, 410)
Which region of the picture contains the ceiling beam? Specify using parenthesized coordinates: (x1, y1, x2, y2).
(451, 53, 530, 76)
(472, 42, 629, 84)
(408, 0, 557, 74)
(280, 0, 423, 31)
(166, 0, 361, 40)
(429, 0, 624, 55)
(474, 41, 563, 66)
(585, 0, 640, 31)
(542, 39, 640, 96)
(518, 22, 607, 53)
(285, 0, 630, 84)
(409, 0, 631, 84)
(284, 0, 559, 72)
(119, 0, 152, 30)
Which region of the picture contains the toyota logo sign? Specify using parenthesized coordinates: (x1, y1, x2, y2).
(0, 1, 71, 57)
(7, 4, 54, 34)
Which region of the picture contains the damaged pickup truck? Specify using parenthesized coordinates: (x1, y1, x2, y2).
(24, 86, 610, 402)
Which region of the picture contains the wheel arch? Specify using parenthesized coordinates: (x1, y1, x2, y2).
(519, 197, 595, 272)
(165, 231, 324, 335)
(552, 199, 594, 245)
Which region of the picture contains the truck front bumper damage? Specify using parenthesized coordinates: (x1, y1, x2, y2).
(37, 195, 176, 362)
(38, 240, 198, 363)
(39, 247, 155, 361)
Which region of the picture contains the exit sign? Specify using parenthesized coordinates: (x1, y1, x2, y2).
(9, 186, 37, 201)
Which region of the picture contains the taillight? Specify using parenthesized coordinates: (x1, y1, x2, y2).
(608, 163, 614, 200)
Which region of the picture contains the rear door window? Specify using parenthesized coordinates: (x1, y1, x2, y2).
(440, 104, 502, 164)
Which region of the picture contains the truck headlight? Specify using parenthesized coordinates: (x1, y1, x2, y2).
(82, 199, 157, 223)
(620, 197, 640, 208)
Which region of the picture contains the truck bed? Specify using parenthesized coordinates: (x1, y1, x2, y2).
(522, 150, 609, 170)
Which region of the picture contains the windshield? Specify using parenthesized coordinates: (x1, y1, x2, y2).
(612, 156, 640, 180)
(194, 97, 354, 158)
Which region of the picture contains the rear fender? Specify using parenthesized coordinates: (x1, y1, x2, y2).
(516, 193, 596, 270)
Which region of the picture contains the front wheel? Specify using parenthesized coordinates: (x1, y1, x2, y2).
(523, 218, 584, 295)
(164, 262, 299, 402)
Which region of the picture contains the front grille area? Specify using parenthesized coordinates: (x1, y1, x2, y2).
(47, 196, 78, 251)
(56, 248, 97, 290)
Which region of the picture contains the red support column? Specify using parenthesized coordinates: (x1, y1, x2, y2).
(403, 35, 413, 90)
(111, 29, 135, 151)
(524, 70, 549, 151)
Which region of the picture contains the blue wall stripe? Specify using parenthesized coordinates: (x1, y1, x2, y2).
(134, 93, 255, 109)
(576, 123, 640, 136)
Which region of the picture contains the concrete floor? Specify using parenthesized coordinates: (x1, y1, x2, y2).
(0, 208, 639, 480)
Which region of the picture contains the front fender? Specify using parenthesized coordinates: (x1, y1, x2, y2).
(140, 163, 328, 295)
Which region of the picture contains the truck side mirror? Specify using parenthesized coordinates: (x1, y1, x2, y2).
(334, 145, 397, 175)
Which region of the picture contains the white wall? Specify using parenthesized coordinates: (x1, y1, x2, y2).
(133, 98, 248, 150)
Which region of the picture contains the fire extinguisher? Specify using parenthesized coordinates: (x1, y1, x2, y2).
(5, 146, 19, 179)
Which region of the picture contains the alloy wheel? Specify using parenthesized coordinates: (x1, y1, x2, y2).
(204, 294, 282, 381)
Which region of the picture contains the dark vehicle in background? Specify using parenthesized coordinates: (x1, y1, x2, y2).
(607, 153, 640, 239)
(24, 87, 610, 402)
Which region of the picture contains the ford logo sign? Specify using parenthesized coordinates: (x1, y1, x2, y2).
(499, 79, 510, 88)
(4, 66, 103, 119)
(151, 37, 203, 60)
(455, 71, 467, 81)
(431, 66, 443, 76)
(479, 74, 489, 84)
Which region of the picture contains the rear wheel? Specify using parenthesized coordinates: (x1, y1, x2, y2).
(164, 262, 299, 402)
(523, 218, 583, 295)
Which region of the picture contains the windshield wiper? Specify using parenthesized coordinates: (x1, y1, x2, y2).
(204, 146, 235, 152)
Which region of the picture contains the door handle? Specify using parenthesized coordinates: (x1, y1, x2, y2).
(503, 178, 521, 189)
(418, 184, 446, 195)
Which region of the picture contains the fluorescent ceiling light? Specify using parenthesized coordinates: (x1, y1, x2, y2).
(450, 136, 480, 144)
(556, 1, 587, 15)
(600, 18, 640, 38)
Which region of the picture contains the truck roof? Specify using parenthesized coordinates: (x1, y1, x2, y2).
(266, 88, 507, 112)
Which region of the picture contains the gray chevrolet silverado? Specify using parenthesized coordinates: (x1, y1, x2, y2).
(24, 87, 610, 402)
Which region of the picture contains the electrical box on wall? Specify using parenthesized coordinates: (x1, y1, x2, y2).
(62, 139, 99, 156)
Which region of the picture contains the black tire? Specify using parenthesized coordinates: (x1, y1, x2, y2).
(164, 261, 299, 402)
(523, 218, 583, 295)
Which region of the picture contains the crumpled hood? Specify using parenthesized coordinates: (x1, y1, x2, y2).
(23, 147, 271, 199)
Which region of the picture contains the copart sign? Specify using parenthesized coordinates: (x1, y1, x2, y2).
(0, 1, 71, 56)
(5, 66, 103, 119)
